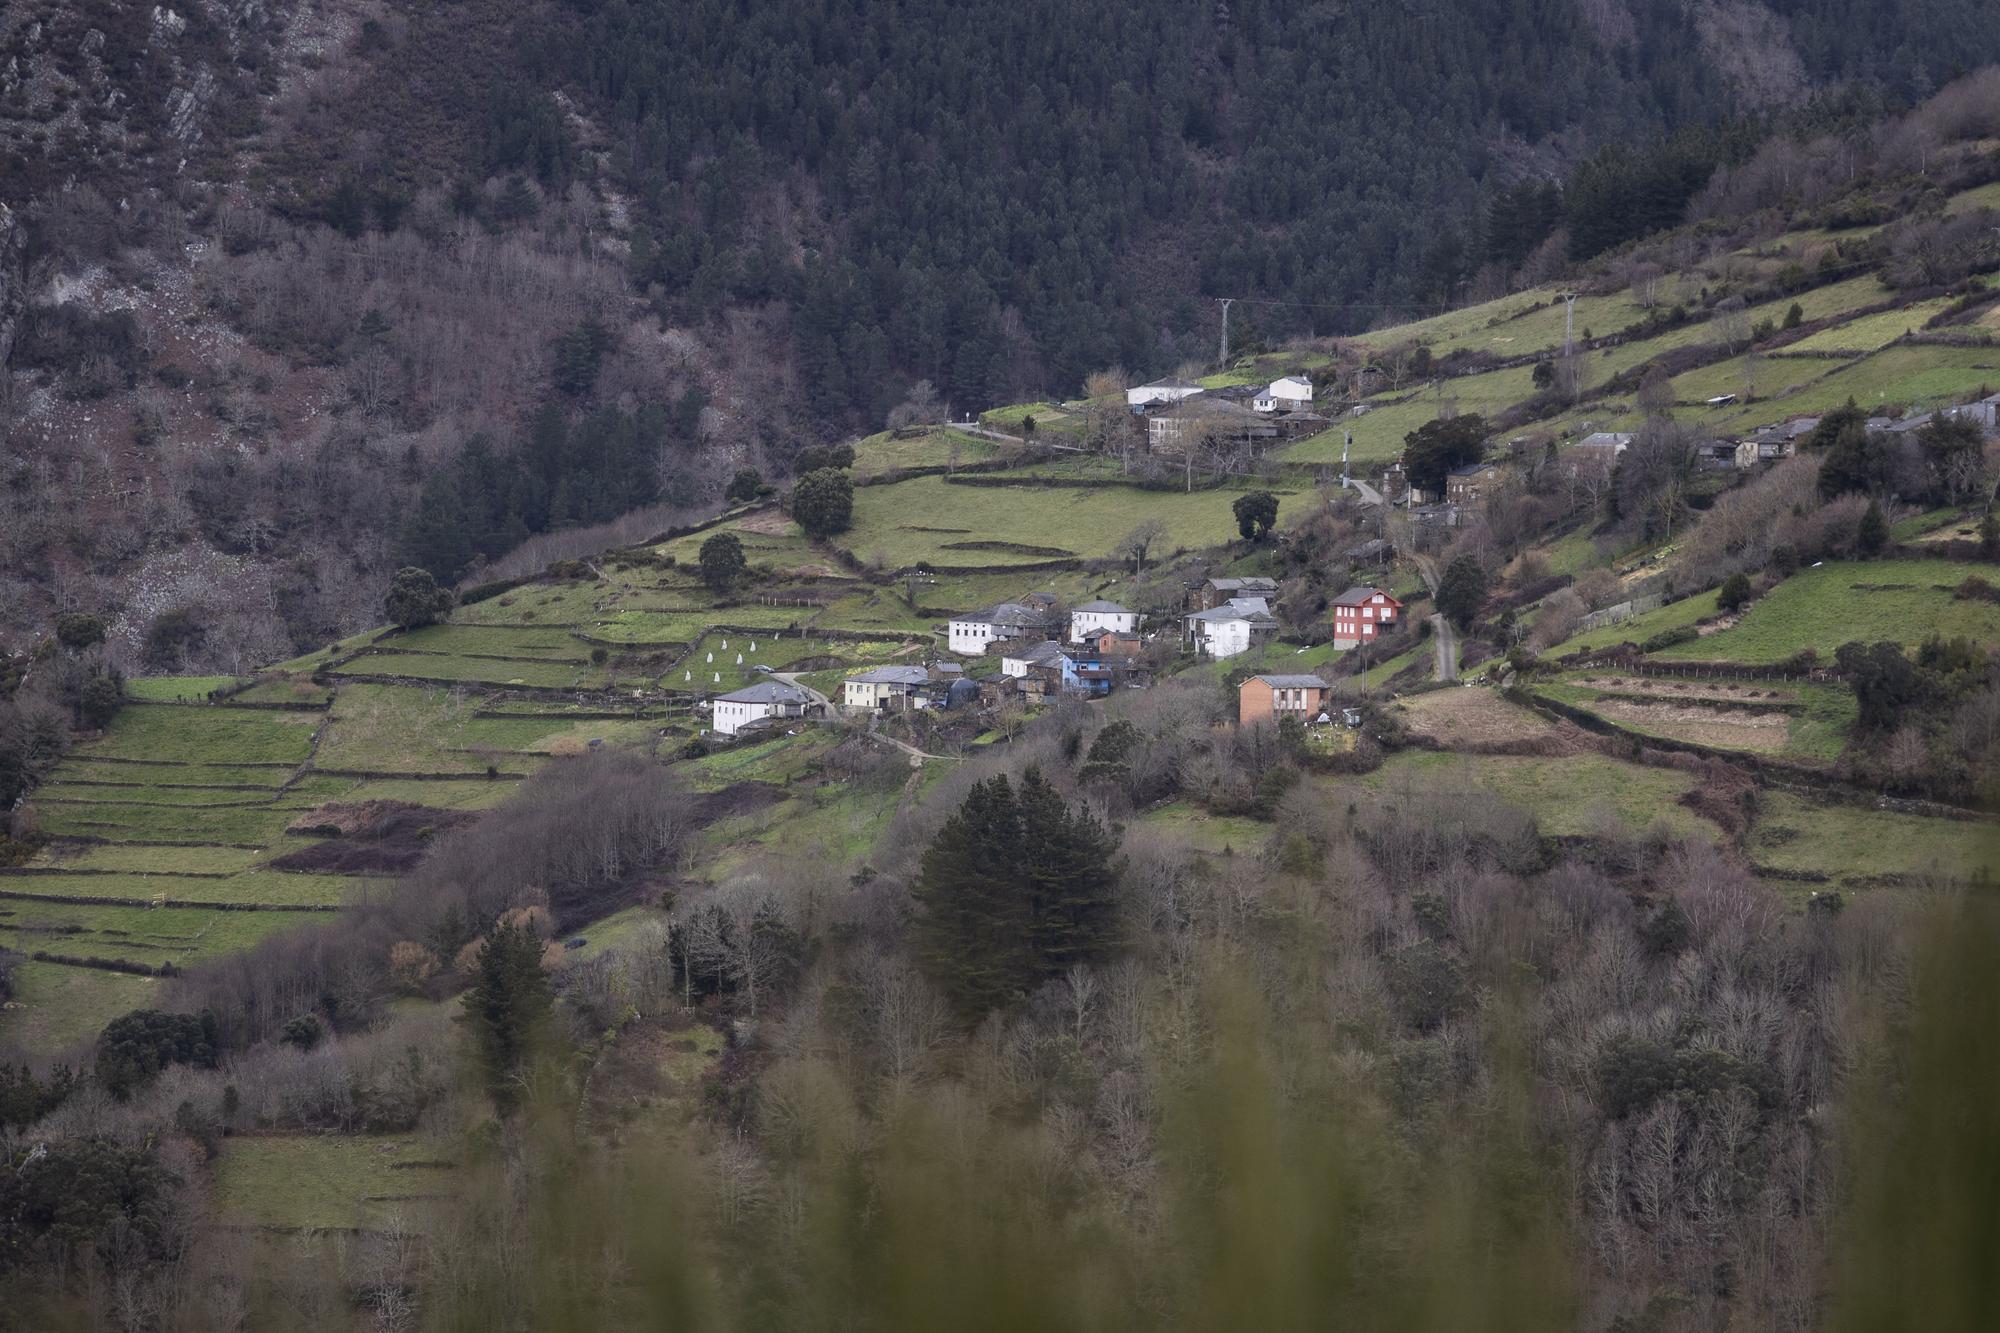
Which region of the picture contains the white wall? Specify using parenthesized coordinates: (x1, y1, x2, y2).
(1070, 609, 1138, 642)
(948, 621, 994, 654)
(1197, 619, 1257, 659)
(712, 699, 770, 736)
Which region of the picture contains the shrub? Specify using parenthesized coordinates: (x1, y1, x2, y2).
(1717, 572, 1754, 613)
(1953, 575, 2000, 604)
(1641, 625, 1699, 652)
(792, 468, 855, 539)
(55, 613, 106, 652)
(384, 566, 454, 629)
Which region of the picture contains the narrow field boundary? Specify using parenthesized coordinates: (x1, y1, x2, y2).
(0, 888, 341, 911)
(0, 866, 236, 880)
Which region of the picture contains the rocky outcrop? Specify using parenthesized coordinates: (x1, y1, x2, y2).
(0, 201, 22, 371)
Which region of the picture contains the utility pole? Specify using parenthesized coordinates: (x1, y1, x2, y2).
(1340, 429, 1352, 491)
(1217, 297, 1234, 369)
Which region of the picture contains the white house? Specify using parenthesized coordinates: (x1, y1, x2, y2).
(1253, 375, 1313, 413)
(842, 665, 930, 713)
(947, 602, 1048, 655)
(1125, 377, 1206, 410)
(711, 681, 813, 737)
(1069, 599, 1138, 643)
(1001, 640, 1072, 678)
(1184, 598, 1280, 659)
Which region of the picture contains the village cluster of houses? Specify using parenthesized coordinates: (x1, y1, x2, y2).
(1123, 373, 1328, 457)
(704, 574, 1408, 736)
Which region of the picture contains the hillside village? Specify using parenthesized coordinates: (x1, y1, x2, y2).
(8, 59, 2000, 1328)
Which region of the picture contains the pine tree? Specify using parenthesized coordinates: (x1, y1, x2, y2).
(915, 771, 1121, 1020)
(913, 776, 1032, 1019)
(1858, 499, 1890, 556)
(1017, 768, 1122, 974)
(463, 922, 553, 1114)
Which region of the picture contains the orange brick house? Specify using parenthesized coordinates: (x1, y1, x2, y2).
(1238, 674, 1333, 727)
(1331, 586, 1402, 649)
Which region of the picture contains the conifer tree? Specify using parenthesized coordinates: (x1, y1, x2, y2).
(1017, 768, 1122, 973)
(463, 921, 553, 1114)
(915, 770, 1121, 1020)
(914, 776, 1032, 1018)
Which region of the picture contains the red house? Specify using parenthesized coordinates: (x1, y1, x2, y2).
(1331, 586, 1402, 648)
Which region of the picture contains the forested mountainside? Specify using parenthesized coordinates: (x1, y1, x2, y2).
(2, 0, 1997, 667)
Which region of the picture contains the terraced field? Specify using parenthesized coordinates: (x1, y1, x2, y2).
(1652, 560, 2000, 664)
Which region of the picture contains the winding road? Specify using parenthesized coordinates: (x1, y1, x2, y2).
(1408, 554, 1459, 684)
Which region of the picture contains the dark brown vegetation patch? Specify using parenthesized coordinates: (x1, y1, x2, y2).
(273, 802, 477, 875)
(691, 782, 787, 824)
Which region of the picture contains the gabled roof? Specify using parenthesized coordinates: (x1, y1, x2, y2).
(1137, 376, 1204, 391)
(1268, 375, 1313, 392)
(1187, 598, 1278, 625)
(1073, 599, 1133, 615)
(1447, 461, 1496, 477)
(1004, 640, 1072, 665)
(956, 601, 1046, 628)
(848, 666, 929, 686)
(1207, 576, 1279, 592)
(1331, 586, 1395, 607)
(1249, 674, 1330, 689)
(717, 682, 811, 705)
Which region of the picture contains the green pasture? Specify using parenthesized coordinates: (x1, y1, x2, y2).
(71, 706, 319, 766)
(852, 427, 1004, 476)
(1358, 751, 1718, 840)
(450, 579, 605, 626)
(0, 960, 161, 1053)
(230, 674, 337, 707)
(385, 624, 594, 660)
(838, 473, 1270, 568)
(1785, 299, 1957, 354)
(1135, 803, 1273, 855)
(335, 650, 589, 689)
(1652, 561, 2000, 664)
(1547, 589, 1722, 657)
(0, 870, 359, 908)
(1750, 790, 1993, 890)
(213, 1134, 454, 1233)
(124, 676, 236, 702)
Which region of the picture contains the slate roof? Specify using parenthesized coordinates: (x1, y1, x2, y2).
(1331, 586, 1392, 607)
(1208, 576, 1279, 593)
(717, 682, 811, 705)
(957, 601, 1046, 629)
(1073, 599, 1133, 615)
(1250, 674, 1330, 689)
(848, 666, 929, 686)
(1005, 641, 1072, 665)
(1187, 598, 1278, 626)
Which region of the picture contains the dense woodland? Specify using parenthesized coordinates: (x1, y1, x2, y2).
(4, 0, 2000, 666)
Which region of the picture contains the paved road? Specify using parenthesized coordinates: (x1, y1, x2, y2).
(771, 671, 830, 711)
(1406, 554, 1459, 683)
(1350, 478, 1385, 506)
(1429, 614, 1459, 683)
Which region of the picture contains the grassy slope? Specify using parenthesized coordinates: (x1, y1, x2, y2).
(1654, 560, 2000, 663)
(1359, 751, 1717, 840)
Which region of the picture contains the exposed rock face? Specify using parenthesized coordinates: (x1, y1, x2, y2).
(0, 202, 21, 371)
